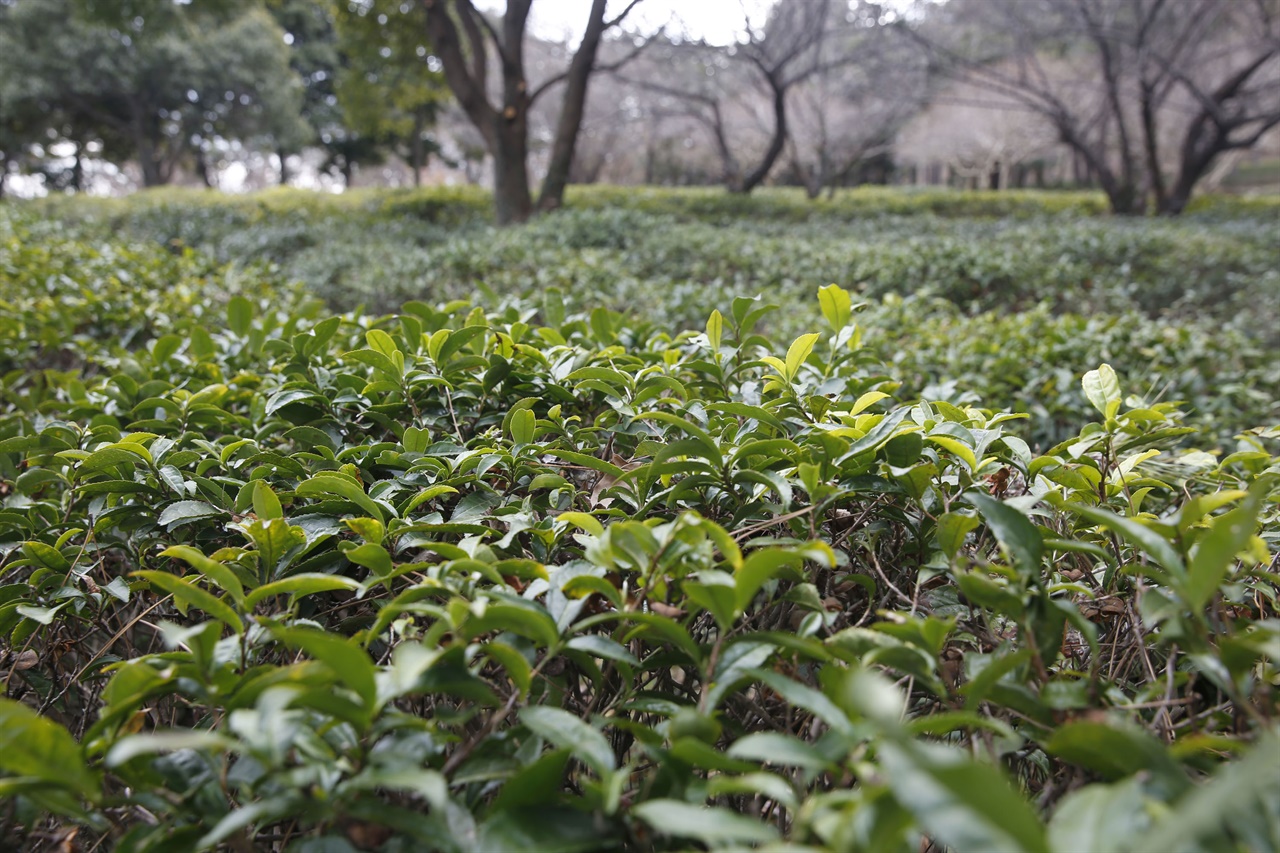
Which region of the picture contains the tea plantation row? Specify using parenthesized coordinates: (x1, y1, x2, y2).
(34, 188, 1280, 448)
(0, 192, 1277, 852)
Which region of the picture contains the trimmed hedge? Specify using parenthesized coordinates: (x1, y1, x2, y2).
(0, 197, 1278, 851)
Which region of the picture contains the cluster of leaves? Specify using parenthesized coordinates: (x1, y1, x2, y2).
(562, 186, 1117, 222)
(0, 212, 313, 377)
(25, 190, 1280, 448)
(868, 296, 1280, 450)
(1, 247, 1277, 851)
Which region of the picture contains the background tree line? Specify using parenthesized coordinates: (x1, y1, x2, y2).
(1, 0, 1276, 219)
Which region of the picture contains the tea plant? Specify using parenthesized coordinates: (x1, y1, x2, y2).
(1, 259, 1276, 851)
(30, 189, 1279, 436)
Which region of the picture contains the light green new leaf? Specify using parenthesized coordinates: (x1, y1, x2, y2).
(734, 549, 805, 612)
(245, 574, 361, 608)
(1185, 480, 1266, 611)
(344, 542, 394, 578)
(937, 512, 980, 560)
(785, 332, 821, 380)
(508, 407, 536, 445)
(366, 328, 401, 360)
(160, 545, 245, 606)
(929, 435, 978, 471)
(818, 283, 852, 332)
(240, 518, 306, 581)
(706, 309, 724, 351)
(272, 627, 378, 712)
(849, 390, 890, 416)
(634, 411, 722, 466)
(1081, 363, 1122, 418)
(227, 295, 253, 336)
(557, 511, 604, 537)
(252, 480, 283, 521)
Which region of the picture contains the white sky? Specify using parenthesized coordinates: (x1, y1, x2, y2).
(478, 0, 779, 45)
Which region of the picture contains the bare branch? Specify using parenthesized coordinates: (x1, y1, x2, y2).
(603, 0, 645, 31)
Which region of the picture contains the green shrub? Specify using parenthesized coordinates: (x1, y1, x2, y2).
(16, 190, 1279, 452)
(866, 296, 1280, 450)
(0, 209, 314, 376)
(566, 184, 1112, 220)
(0, 259, 1277, 850)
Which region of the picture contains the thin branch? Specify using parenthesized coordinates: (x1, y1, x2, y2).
(603, 0, 645, 31)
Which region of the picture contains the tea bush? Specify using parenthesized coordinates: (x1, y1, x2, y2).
(866, 296, 1280, 450)
(24, 190, 1280, 448)
(1, 201, 1278, 853)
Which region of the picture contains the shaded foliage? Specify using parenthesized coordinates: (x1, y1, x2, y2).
(0, 196, 1278, 850)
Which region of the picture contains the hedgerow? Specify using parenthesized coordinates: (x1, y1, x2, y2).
(1, 200, 1277, 851)
(22, 192, 1280, 447)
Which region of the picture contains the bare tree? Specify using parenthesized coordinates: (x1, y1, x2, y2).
(908, 0, 1280, 214)
(421, 0, 648, 224)
(785, 4, 929, 198)
(625, 0, 847, 194)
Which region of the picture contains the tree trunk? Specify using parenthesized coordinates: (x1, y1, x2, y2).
(492, 115, 533, 224)
(131, 105, 167, 188)
(1099, 176, 1145, 215)
(1139, 85, 1168, 212)
(278, 148, 291, 185)
(136, 137, 165, 187)
(410, 113, 425, 188)
(803, 175, 822, 200)
(1161, 137, 1214, 216)
(195, 150, 215, 189)
(0, 155, 8, 200)
(71, 142, 83, 193)
(536, 0, 609, 213)
(423, 0, 532, 224)
(731, 73, 787, 194)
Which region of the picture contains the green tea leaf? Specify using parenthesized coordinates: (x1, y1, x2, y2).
(968, 492, 1043, 578)
(521, 706, 615, 776)
(881, 740, 1049, 853)
(227, 295, 253, 336)
(252, 480, 283, 521)
(133, 570, 243, 632)
(272, 626, 378, 712)
(157, 500, 222, 529)
(1185, 480, 1265, 610)
(245, 574, 361, 608)
(785, 332, 821, 380)
(0, 699, 98, 799)
(705, 309, 724, 351)
(296, 473, 385, 522)
(1081, 363, 1121, 418)
(632, 800, 779, 846)
(818, 283, 852, 332)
